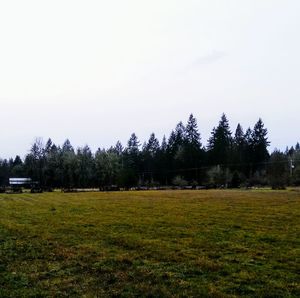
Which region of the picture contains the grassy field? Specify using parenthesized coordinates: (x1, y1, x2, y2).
(0, 190, 299, 297)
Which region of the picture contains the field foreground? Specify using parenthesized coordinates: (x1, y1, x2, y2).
(0, 190, 299, 297)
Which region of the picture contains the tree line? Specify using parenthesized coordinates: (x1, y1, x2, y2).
(0, 113, 299, 189)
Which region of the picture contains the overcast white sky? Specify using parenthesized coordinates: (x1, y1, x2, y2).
(0, 0, 299, 158)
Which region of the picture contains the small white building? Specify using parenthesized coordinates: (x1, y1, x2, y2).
(9, 178, 32, 187)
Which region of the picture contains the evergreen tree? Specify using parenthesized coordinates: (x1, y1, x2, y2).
(62, 139, 74, 153)
(126, 133, 140, 155)
(166, 122, 186, 180)
(114, 141, 123, 155)
(207, 113, 232, 166)
(284, 146, 295, 157)
(59, 140, 77, 188)
(174, 122, 186, 146)
(24, 138, 45, 185)
(62, 148, 77, 188)
(232, 124, 245, 165)
(183, 114, 203, 183)
(231, 123, 246, 180)
(77, 145, 94, 188)
(161, 135, 167, 152)
(157, 135, 168, 185)
(234, 124, 245, 148)
(44, 138, 53, 156)
(121, 133, 141, 187)
(95, 149, 120, 187)
(244, 127, 253, 154)
(13, 155, 23, 167)
(251, 118, 270, 170)
(141, 133, 160, 184)
(185, 114, 201, 148)
(268, 150, 289, 189)
(144, 133, 160, 157)
(11, 156, 24, 177)
(44, 141, 61, 188)
(0, 159, 10, 186)
(167, 130, 177, 155)
(291, 149, 300, 185)
(244, 128, 252, 145)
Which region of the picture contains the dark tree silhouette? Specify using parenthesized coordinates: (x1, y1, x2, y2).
(1, 112, 293, 190)
(207, 113, 232, 166)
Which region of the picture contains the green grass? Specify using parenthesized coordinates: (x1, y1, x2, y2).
(0, 190, 299, 297)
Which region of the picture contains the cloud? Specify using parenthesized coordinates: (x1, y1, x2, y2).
(184, 50, 227, 71)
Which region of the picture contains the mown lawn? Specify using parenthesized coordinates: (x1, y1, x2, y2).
(0, 190, 299, 297)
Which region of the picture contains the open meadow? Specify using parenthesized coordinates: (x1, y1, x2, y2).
(0, 190, 299, 297)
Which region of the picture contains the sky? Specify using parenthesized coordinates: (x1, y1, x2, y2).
(0, 0, 299, 159)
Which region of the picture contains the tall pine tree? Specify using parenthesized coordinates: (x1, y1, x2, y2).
(207, 113, 232, 166)
(185, 114, 201, 148)
(251, 118, 270, 170)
